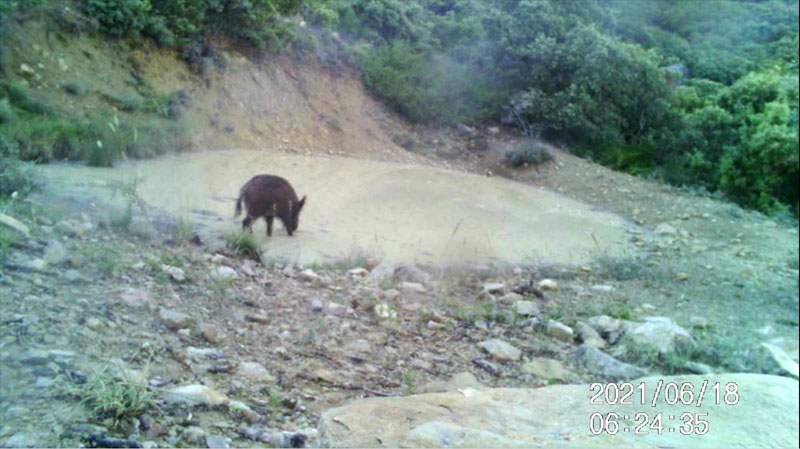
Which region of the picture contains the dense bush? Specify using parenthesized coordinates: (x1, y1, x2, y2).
(505, 141, 553, 168)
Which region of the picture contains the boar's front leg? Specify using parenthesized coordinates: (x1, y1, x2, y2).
(266, 216, 274, 237)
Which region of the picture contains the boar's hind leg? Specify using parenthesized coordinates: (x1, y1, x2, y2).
(242, 216, 253, 232)
(266, 216, 274, 237)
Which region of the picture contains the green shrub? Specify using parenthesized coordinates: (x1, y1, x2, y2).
(0, 98, 13, 124)
(226, 230, 262, 261)
(0, 135, 39, 197)
(505, 141, 553, 168)
(62, 81, 87, 96)
(1, 82, 52, 115)
(85, 0, 151, 38)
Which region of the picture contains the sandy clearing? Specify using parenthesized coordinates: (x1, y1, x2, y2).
(40, 150, 632, 266)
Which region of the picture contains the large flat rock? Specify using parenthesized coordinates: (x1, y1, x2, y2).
(319, 374, 798, 448)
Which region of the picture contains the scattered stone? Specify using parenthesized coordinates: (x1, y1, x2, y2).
(482, 282, 505, 295)
(161, 265, 186, 282)
(521, 358, 573, 381)
(689, 316, 709, 329)
(228, 400, 259, 423)
(240, 262, 256, 277)
(238, 362, 276, 383)
(512, 301, 539, 317)
(120, 288, 151, 308)
(382, 289, 400, 301)
(0, 213, 30, 237)
(626, 316, 695, 355)
(684, 361, 713, 375)
(326, 302, 348, 317)
(18, 63, 35, 76)
(245, 313, 270, 324)
(182, 426, 206, 445)
(299, 269, 322, 282)
(64, 269, 82, 283)
(369, 263, 395, 284)
(310, 299, 324, 312)
(374, 303, 397, 319)
(85, 317, 104, 331)
(214, 266, 238, 281)
(546, 320, 574, 343)
(478, 339, 522, 362)
(43, 240, 68, 266)
(537, 279, 558, 291)
(574, 321, 605, 348)
(760, 343, 799, 379)
(398, 282, 426, 293)
(586, 315, 623, 344)
(199, 324, 221, 345)
(159, 309, 191, 331)
(347, 268, 369, 277)
(187, 347, 225, 362)
(575, 344, 647, 381)
(499, 292, 523, 303)
(164, 385, 229, 406)
(23, 258, 47, 271)
(654, 223, 677, 235)
(318, 374, 799, 448)
(205, 435, 230, 449)
(55, 219, 81, 237)
(590, 285, 615, 293)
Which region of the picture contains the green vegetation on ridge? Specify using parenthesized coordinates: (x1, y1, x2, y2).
(0, 0, 798, 217)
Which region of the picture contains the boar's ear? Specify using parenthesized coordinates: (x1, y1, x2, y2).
(297, 195, 306, 211)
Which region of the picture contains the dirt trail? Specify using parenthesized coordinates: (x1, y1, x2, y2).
(40, 150, 631, 266)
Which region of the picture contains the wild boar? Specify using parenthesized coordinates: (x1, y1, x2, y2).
(234, 175, 306, 236)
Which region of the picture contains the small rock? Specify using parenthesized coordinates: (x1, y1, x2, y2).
(238, 362, 276, 383)
(413, 372, 484, 394)
(482, 282, 505, 295)
(86, 317, 104, 331)
(521, 358, 573, 381)
(382, 289, 400, 301)
(228, 400, 259, 423)
(547, 321, 574, 343)
(689, 316, 709, 329)
(760, 343, 799, 379)
(214, 266, 238, 281)
(64, 269, 82, 283)
(0, 213, 30, 237)
(310, 299, 324, 312)
(182, 426, 206, 445)
(369, 263, 396, 284)
(348, 268, 369, 277)
(654, 223, 677, 235)
(537, 279, 558, 291)
(187, 347, 225, 362)
(586, 315, 623, 344)
(374, 303, 397, 319)
(18, 63, 35, 76)
(43, 240, 68, 266)
(199, 324, 221, 345)
(164, 385, 229, 406)
(120, 288, 151, 308)
(499, 292, 523, 302)
(161, 265, 186, 282)
(590, 285, 615, 293)
(159, 309, 192, 331)
(24, 258, 47, 271)
(478, 339, 522, 362)
(684, 361, 713, 375)
(575, 321, 604, 346)
(398, 282, 426, 293)
(575, 344, 647, 381)
(245, 313, 270, 324)
(675, 273, 689, 282)
(513, 301, 539, 317)
(326, 302, 348, 317)
(206, 435, 230, 449)
(299, 269, 322, 282)
(626, 316, 695, 355)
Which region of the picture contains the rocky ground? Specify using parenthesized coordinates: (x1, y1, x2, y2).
(1, 167, 798, 448)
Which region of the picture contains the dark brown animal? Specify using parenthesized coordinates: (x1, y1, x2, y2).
(234, 175, 306, 236)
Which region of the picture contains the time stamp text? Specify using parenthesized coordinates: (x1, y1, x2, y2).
(589, 380, 739, 436)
